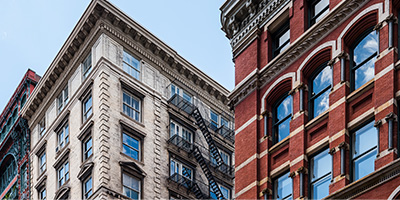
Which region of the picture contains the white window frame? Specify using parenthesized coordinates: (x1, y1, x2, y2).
(169, 120, 193, 143)
(39, 151, 46, 174)
(57, 122, 69, 150)
(83, 176, 93, 199)
(210, 110, 230, 129)
(122, 91, 141, 122)
(170, 84, 192, 103)
(122, 173, 141, 200)
(57, 161, 69, 188)
(57, 86, 69, 114)
(83, 136, 93, 161)
(170, 158, 193, 180)
(82, 53, 92, 80)
(82, 94, 93, 122)
(38, 117, 46, 137)
(123, 50, 141, 80)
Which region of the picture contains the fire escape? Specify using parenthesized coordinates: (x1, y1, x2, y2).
(167, 94, 234, 199)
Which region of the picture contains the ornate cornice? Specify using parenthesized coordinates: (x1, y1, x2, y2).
(21, 0, 231, 120)
(228, 0, 369, 108)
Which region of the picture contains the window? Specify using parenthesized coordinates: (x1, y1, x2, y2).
(272, 93, 292, 144)
(82, 53, 92, 79)
(309, 148, 331, 199)
(170, 84, 192, 102)
(83, 176, 93, 199)
(210, 184, 231, 199)
(170, 159, 193, 180)
(39, 117, 46, 137)
(39, 188, 46, 200)
(210, 110, 230, 131)
(123, 91, 141, 122)
(123, 133, 140, 161)
(273, 172, 292, 200)
(39, 152, 46, 174)
(210, 149, 230, 166)
(58, 161, 69, 187)
(57, 123, 69, 150)
(83, 94, 93, 122)
(309, 0, 329, 26)
(21, 164, 28, 190)
(83, 137, 93, 161)
(350, 28, 378, 91)
(351, 120, 377, 181)
(57, 86, 69, 114)
(123, 50, 141, 80)
(169, 121, 193, 143)
(273, 22, 290, 57)
(309, 62, 332, 119)
(123, 173, 141, 200)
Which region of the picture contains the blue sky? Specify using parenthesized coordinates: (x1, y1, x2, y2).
(0, 0, 233, 111)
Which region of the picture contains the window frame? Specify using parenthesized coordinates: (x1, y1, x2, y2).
(39, 151, 47, 174)
(169, 120, 194, 143)
(122, 172, 141, 200)
(82, 52, 92, 80)
(170, 84, 192, 103)
(308, 147, 332, 199)
(272, 21, 290, 58)
(123, 50, 141, 81)
(309, 0, 329, 26)
(83, 176, 93, 199)
(308, 61, 331, 119)
(83, 136, 93, 161)
(272, 92, 292, 144)
(272, 171, 293, 200)
(122, 90, 142, 122)
(57, 121, 69, 151)
(39, 187, 46, 200)
(57, 85, 69, 114)
(349, 27, 378, 91)
(210, 183, 231, 199)
(122, 132, 141, 161)
(82, 94, 93, 123)
(169, 158, 194, 180)
(350, 119, 377, 182)
(57, 161, 70, 188)
(38, 117, 46, 137)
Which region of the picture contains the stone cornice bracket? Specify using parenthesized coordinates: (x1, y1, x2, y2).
(297, 166, 308, 174)
(289, 171, 296, 178)
(329, 147, 336, 155)
(261, 188, 273, 195)
(384, 13, 397, 24)
(338, 142, 349, 150)
(385, 112, 397, 122)
(374, 119, 383, 127)
(288, 82, 305, 95)
(337, 51, 349, 60)
(373, 22, 383, 31)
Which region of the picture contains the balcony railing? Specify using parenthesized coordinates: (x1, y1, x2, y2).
(207, 122, 235, 143)
(167, 135, 194, 153)
(168, 94, 195, 115)
(168, 173, 209, 198)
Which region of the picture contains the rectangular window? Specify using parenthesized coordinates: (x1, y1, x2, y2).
(123, 133, 140, 161)
(123, 91, 141, 122)
(39, 188, 46, 200)
(170, 159, 193, 180)
(123, 50, 141, 80)
(273, 172, 292, 200)
(123, 173, 141, 200)
(57, 123, 69, 150)
(169, 121, 193, 143)
(83, 136, 93, 161)
(210, 110, 219, 131)
(210, 184, 231, 199)
(57, 86, 69, 114)
(58, 161, 69, 187)
(170, 84, 192, 102)
(21, 164, 27, 190)
(82, 53, 92, 79)
(84, 176, 93, 199)
(83, 94, 93, 122)
(309, 0, 329, 26)
(39, 117, 46, 137)
(309, 148, 331, 199)
(273, 22, 290, 58)
(210, 149, 230, 166)
(351, 120, 377, 181)
(39, 152, 46, 174)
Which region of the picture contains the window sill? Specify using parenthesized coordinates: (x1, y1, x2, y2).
(305, 109, 329, 130)
(347, 79, 374, 103)
(80, 114, 93, 130)
(120, 112, 145, 128)
(269, 136, 290, 154)
(120, 151, 145, 167)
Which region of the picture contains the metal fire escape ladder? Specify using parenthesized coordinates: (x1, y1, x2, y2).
(191, 108, 226, 200)
(181, 171, 206, 199)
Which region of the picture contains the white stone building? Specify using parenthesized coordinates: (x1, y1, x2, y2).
(21, 0, 234, 199)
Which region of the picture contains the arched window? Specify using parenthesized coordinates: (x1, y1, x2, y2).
(0, 155, 17, 193)
(272, 93, 292, 144)
(350, 28, 378, 91)
(309, 62, 332, 119)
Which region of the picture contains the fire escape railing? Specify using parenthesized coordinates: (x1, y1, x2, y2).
(168, 173, 209, 199)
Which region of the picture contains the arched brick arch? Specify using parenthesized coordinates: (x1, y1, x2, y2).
(388, 185, 400, 200)
(261, 72, 295, 113)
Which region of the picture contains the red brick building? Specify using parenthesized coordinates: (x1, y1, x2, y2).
(0, 70, 40, 199)
(221, 0, 400, 199)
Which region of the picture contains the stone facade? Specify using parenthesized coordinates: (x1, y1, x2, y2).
(221, 0, 400, 199)
(22, 1, 234, 200)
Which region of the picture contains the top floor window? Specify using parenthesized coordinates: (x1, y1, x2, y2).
(273, 171, 292, 200)
(39, 117, 46, 137)
(309, 62, 332, 119)
(82, 53, 92, 79)
(350, 28, 378, 91)
(309, 0, 329, 26)
(123, 50, 141, 80)
(272, 93, 292, 144)
(351, 120, 377, 181)
(57, 86, 69, 114)
(170, 84, 192, 103)
(273, 22, 290, 58)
